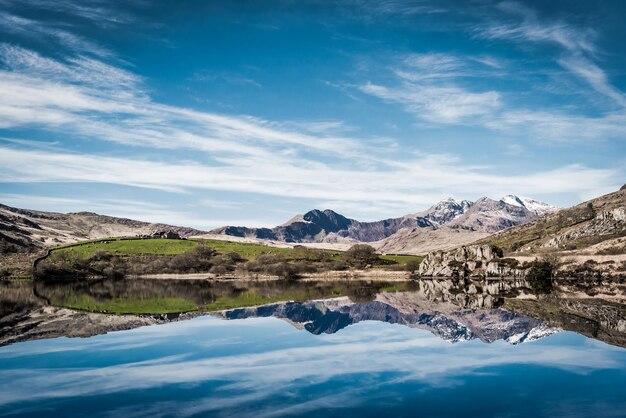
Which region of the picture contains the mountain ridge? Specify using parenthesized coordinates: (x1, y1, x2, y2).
(211, 195, 558, 250)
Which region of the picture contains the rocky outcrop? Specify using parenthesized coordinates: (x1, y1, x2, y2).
(542, 205, 626, 249)
(420, 245, 502, 276)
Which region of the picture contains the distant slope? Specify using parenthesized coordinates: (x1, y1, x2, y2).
(212, 195, 557, 253)
(376, 197, 554, 254)
(478, 187, 626, 253)
(0, 204, 207, 251)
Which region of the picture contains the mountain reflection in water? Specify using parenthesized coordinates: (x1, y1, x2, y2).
(1, 275, 624, 348)
(1, 276, 626, 418)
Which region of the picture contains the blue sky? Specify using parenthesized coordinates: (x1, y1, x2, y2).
(0, 0, 625, 228)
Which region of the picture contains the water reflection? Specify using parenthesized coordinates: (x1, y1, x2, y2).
(0, 276, 625, 348)
(1, 276, 626, 417)
(0, 316, 625, 418)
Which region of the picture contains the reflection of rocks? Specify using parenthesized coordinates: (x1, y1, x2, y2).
(413, 277, 531, 309)
(220, 293, 557, 345)
(505, 297, 626, 348)
(0, 306, 167, 346)
(1, 276, 625, 349)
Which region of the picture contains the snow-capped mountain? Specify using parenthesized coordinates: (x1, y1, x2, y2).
(505, 323, 559, 345)
(501, 195, 559, 216)
(416, 198, 473, 227)
(212, 195, 557, 250)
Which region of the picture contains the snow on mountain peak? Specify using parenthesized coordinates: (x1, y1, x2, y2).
(420, 198, 473, 226)
(500, 195, 558, 217)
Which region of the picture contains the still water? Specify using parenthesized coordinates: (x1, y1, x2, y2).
(0, 278, 625, 417)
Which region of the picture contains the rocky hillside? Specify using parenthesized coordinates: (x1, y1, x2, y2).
(479, 187, 626, 254)
(414, 198, 472, 226)
(412, 186, 626, 280)
(376, 196, 555, 254)
(0, 203, 207, 252)
(213, 195, 556, 250)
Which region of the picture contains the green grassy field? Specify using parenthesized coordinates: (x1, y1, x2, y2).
(54, 238, 198, 258)
(55, 294, 198, 314)
(201, 289, 346, 312)
(50, 237, 422, 265)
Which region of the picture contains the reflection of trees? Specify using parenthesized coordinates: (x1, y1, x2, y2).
(33, 279, 423, 310)
(6, 276, 625, 349)
(0, 279, 44, 317)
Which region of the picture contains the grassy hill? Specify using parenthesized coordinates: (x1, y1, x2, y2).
(51, 237, 421, 265)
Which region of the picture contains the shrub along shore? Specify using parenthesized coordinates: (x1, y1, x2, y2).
(35, 238, 423, 281)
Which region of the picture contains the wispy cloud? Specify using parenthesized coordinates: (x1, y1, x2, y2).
(0, 145, 619, 215)
(479, 1, 596, 54)
(476, 1, 626, 110)
(0, 0, 137, 28)
(0, 10, 112, 57)
(360, 81, 501, 125)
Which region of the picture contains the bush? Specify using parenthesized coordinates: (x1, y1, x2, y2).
(167, 245, 215, 273)
(344, 244, 379, 268)
(526, 260, 553, 293)
(498, 258, 519, 268)
(405, 259, 420, 273)
(597, 246, 626, 255)
(490, 246, 504, 258)
(240, 254, 299, 279)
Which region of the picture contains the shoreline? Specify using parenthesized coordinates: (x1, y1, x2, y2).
(135, 269, 414, 282)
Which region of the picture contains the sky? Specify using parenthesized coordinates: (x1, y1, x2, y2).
(0, 0, 625, 229)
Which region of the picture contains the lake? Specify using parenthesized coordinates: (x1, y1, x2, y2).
(0, 277, 625, 417)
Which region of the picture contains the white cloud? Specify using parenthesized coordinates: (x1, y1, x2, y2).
(360, 81, 501, 124)
(558, 55, 626, 109)
(0, 146, 619, 214)
(480, 1, 596, 54)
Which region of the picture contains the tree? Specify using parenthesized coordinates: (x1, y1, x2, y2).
(526, 259, 553, 293)
(344, 244, 379, 268)
(405, 259, 421, 273)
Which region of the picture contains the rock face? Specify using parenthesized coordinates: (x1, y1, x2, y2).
(418, 244, 531, 279)
(446, 197, 539, 233)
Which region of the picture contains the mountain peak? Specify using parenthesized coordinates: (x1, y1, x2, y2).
(500, 195, 558, 216)
(418, 198, 473, 227)
(302, 209, 351, 232)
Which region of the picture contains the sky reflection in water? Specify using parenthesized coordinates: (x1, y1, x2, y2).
(0, 316, 625, 418)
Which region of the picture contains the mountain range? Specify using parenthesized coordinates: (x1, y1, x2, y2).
(0, 195, 558, 257)
(219, 294, 557, 344)
(211, 195, 558, 253)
